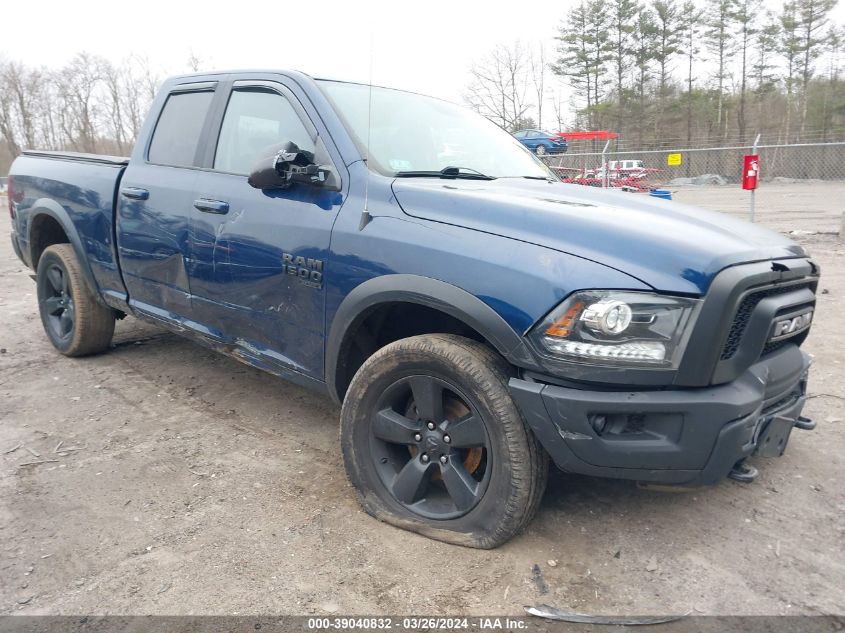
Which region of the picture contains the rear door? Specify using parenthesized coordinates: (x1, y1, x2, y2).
(116, 82, 217, 322)
(188, 78, 345, 379)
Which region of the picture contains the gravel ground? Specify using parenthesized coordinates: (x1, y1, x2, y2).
(0, 184, 843, 617)
(672, 180, 844, 234)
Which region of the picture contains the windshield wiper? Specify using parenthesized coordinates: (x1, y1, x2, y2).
(394, 166, 496, 180)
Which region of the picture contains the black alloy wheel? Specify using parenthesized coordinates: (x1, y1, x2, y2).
(340, 334, 548, 548)
(369, 374, 491, 520)
(39, 262, 76, 343)
(36, 244, 115, 356)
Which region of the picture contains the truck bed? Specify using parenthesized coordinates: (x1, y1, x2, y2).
(10, 152, 129, 306)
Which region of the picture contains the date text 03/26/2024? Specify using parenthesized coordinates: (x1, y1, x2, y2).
(306, 617, 527, 630)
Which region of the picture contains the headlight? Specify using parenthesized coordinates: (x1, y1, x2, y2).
(530, 291, 701, 368)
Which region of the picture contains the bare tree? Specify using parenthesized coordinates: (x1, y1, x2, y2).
(37, 71, 64, 150)
(3, 61, 42, 149)
(529, 44, 547, 130)
(0, 61, 23, 158)
(187, 51, 202, 73)
(465, 42, 532, 131)
(124, 55, 159, 140)
(56, 53, 108, 153)
(102, 59, 128, 154)
(550, 86, 571, 131)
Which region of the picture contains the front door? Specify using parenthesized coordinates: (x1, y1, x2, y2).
(188, 80, 344, 379)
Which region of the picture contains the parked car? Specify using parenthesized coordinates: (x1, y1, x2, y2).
(513, 129, 568, 155)
(8, 70, 818, 548)
(608, 159, 645, 172)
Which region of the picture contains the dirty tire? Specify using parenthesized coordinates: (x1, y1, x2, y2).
(36, 244, 115, 357)
(340, 334, 548, 548)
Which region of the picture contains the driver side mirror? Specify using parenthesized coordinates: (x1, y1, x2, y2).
(247, 141, 333, 190)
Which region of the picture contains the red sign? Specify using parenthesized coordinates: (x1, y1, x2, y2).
(742, 154, 760, 190)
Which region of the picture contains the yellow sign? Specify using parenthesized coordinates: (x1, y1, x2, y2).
(667, 153, 682, 166)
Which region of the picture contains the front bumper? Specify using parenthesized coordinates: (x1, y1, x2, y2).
(510, 345, 812, 486)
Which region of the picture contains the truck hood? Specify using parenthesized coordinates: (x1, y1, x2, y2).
(391, 178, 806, 295)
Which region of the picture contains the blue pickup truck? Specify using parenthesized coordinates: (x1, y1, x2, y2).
(8, 71, 818, 548)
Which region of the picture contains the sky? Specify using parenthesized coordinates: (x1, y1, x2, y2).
(3, 0, 562, 103)
(3, 0, 844, 108)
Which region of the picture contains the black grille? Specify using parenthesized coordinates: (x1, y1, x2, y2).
(720, 283, 811, 360)
(761, 338, 792, 356)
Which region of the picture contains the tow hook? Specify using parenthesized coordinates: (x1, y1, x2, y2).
(728, 460, 759, 483)
(794, 416, 816, 431)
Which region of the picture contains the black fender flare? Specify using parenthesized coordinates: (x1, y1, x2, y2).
(27, 199, 103, 301)
(325, 274, 541, 403)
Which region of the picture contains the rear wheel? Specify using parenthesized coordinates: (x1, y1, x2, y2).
(340, 334, 548, 548)
(36, 244, 115, 356)
(535, 144, 547, 156)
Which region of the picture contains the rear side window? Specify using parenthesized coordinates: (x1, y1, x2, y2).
(148, 90, 214, 167)
(214, 89, 314, 175)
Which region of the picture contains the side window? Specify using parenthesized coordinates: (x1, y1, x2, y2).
(148, 91, 214, 167)
(214, 89, 315, 175)
(514, 131, 526, 139)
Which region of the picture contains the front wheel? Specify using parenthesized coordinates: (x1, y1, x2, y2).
(36, 244, 115, 356)
(340, 334, 548, 548)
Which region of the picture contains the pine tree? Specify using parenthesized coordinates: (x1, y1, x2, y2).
(652, 0, 683, 99)
(733, 0, 762, 142)
(705, 0, 738, 139)
(631, 6, 659, 145)
(552, 0, 611, 129)
(608, 0, 640, 132)
(796, 0, 838, 133)
(553, 2, 595, 122)
(680, 1, 705, 144)
(780, 1, 803, 140)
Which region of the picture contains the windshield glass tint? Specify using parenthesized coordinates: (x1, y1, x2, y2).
(317, 80, 553, 179)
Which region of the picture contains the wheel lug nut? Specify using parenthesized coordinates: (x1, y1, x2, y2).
(427, 422, 436, 431)
(440, 455, 448, 464)
(421, 454, 430, 463)
(443, 434, 451, 444)
(413, 433, 422, 442)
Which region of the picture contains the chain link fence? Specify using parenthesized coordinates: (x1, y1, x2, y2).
(542, 142, 845, 191)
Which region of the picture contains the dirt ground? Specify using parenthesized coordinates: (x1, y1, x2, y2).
(0, 183, 843, 617)
(673, 180, 845, 234)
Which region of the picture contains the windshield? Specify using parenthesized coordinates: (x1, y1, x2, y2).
(317, 80, 554, 180)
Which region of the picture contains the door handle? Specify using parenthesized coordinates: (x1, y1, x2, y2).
(121, 187, 149, 200)
(193, 199, 230, 214)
